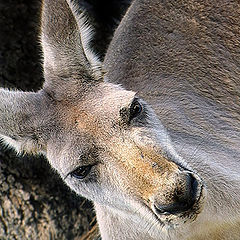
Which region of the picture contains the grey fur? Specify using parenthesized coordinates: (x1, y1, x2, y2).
(0, 0, 239, 239)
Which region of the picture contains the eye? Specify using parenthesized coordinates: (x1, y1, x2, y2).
(70, 165, 93, 180)
(129, 99, 142, 121)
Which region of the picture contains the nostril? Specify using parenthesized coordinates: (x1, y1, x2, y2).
(187, 173, 199, 204)
(176, 173, 199, 208)
(153, 173, 200, 215)
(154, 202, 189, 215)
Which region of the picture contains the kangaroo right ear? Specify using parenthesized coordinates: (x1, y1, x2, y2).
(41, 0, 103, 99)
(0, 89, 47, 154)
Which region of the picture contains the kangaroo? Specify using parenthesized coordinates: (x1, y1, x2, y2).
(0, 1, 239, 240)
(104, 0, 240, 239)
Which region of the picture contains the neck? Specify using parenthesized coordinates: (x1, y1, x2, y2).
(94, 203, 168, 240)
(94, 200, 240, 240)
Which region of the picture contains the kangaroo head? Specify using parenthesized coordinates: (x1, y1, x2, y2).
(45, 80, 204, 220)
(0, 0, 205, 235)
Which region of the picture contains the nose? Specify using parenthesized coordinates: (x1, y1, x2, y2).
(154, 173, 199, 215)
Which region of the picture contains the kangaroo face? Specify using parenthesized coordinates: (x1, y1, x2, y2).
(0, 0, 206, 237)
(45, 81, 205, 228)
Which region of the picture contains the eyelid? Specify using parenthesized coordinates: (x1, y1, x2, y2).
(70, 165, 93, 179)
(64, 162, 98, 180)
(130, 97, 140, 107)
(64, 166, 88, 180)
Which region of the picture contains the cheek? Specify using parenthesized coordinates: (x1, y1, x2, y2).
(103, 156, 159, 202)
(64, 178, 100, 201)
(119, 162, 159, 201)
(63, 165, 120, 205)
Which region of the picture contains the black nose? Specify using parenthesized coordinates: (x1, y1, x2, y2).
(154, 173, 199, 215)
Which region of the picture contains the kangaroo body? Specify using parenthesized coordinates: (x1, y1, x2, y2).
(0, 0, 239, 239)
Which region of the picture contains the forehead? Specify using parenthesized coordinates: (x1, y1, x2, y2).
(68, 83, 136, 129)
(83, 82, 136, 110)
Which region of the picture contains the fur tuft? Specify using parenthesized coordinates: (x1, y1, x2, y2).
(68, 1, 103, 80)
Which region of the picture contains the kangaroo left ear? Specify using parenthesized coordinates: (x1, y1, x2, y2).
(66, 0, 103, 79)
(41, 0, 103, 100)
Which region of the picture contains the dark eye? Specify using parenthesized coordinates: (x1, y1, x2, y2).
(70, 165, 93, 180)
(129, 100, 142, 121)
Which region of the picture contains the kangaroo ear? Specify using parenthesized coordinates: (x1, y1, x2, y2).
(0, 89, 46, 154)
(41, 0, 103, 99)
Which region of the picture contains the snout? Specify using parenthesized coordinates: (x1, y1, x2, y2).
(153, 172, 201, 215)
